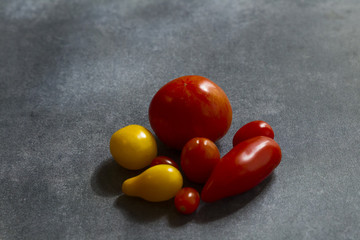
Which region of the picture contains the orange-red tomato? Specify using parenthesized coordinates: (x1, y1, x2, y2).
(149, 75, 232, 150)
(181, 137, 220, 184)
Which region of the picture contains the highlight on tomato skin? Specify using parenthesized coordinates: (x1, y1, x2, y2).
(174, 187, 200, 215)
(232, 120, 274, 147)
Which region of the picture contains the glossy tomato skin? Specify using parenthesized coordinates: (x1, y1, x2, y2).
(110, 125, 157, 170)
(122, 165, 183, 202)
(149, 75, 232, 150)
(181, 137, 220, 184)
(150, 156, 179, 169)
(174, 187, 200, 215)
(233, 120, 274, 147)
(201, 136, 281, 202)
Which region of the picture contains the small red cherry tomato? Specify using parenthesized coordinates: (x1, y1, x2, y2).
(181, 137, 220, 184)
(233, 120, 274, 147)
(174, 187, 200, 215)
(150, 156, 179, 169)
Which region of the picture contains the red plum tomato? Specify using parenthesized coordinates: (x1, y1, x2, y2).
(149, 75, 232, 150)
(174, 187, 200, 215)
(233, 120, 274, 147)
(150, 156, 179, 169)
(181, 137, 220, 184)
(202, 136, 282, 202)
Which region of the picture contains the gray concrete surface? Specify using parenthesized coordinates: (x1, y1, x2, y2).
(1, 0, 360, 239)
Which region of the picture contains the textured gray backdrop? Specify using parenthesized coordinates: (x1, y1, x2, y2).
(1, 0, 360, 239)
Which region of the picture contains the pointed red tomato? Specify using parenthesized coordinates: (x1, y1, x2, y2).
(201, 136, 281, 202)
(233, 120, 274, 147)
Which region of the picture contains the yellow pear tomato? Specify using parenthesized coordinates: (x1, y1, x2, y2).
(122, 165, 183, 202)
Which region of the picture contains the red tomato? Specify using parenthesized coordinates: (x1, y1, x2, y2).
(181, 137, 220, 184)
(233, 120, 274, 147)
(201, 136, 281, 202)
(149, 75, 232, 150)
(174, 187, 200, 215)
(150, 156, 179, 169)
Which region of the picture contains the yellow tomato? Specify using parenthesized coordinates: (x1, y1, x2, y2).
(122, 165, 183, 202)
(110, 125, 157, 170)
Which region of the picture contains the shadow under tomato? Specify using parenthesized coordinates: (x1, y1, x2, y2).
(91, 155, 276, 225)
(114, 194, 175, 223)
(90, 158, 142, 197)
(155, 136, 181, 162)
(193, 174, 275, 224)
(167, 174, 275, 227)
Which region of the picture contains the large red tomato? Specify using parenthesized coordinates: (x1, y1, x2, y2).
(149, 75, 232, 150)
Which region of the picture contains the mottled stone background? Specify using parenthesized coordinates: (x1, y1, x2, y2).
(1, 0, 359, 239)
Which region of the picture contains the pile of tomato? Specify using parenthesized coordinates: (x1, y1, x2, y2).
(109, 75, 282, 215)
